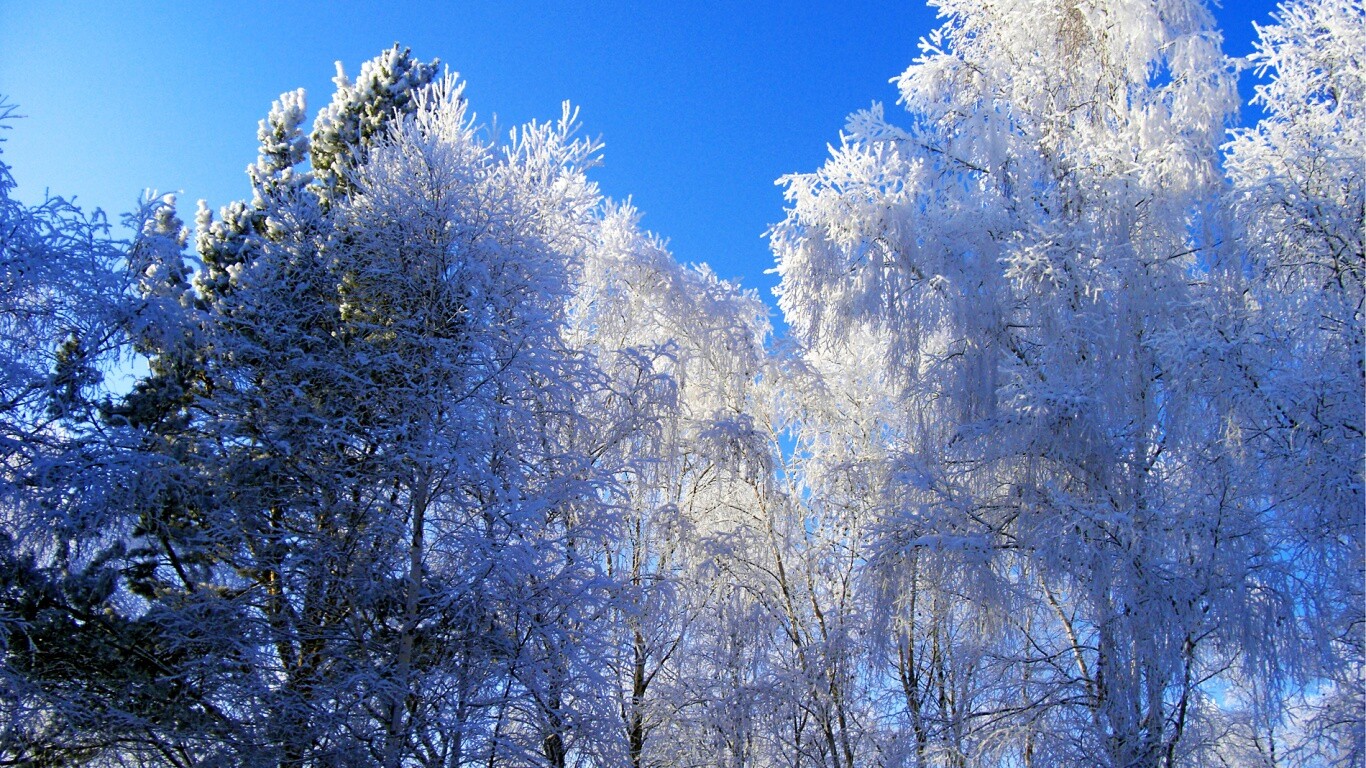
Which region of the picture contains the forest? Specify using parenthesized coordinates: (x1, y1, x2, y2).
(0, 0, 1361, 766)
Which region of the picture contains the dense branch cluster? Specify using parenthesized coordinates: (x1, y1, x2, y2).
(0, 1, 1361, 766)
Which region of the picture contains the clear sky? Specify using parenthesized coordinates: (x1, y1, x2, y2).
(1, 0, 1281, 315)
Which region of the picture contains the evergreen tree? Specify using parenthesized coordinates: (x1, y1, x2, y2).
(310, 45, 441, 207)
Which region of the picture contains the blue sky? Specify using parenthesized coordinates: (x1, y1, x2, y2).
(1, 1, 1281, 313)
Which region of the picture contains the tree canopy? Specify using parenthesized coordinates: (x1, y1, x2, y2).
(0, 3, 1361, 766)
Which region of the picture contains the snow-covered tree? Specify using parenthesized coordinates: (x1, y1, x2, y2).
(0, 103, 160, 767)
(0, 100, 127, 513)
(5, 50, 623, 767)
(568, 203, 780, 767)
(1223, 0, 1364, 762)
(310, 45, 441, 207)
(3, 4, 1360, 764)
(769, 1, 1324, 765)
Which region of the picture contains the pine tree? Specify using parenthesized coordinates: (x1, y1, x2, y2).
(309, 45, 440, 207)
(96, 52, 621, 768)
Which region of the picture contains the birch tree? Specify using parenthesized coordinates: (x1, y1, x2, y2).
(769, 1, 1306, 765)
(1223, 0, 1364, 762)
